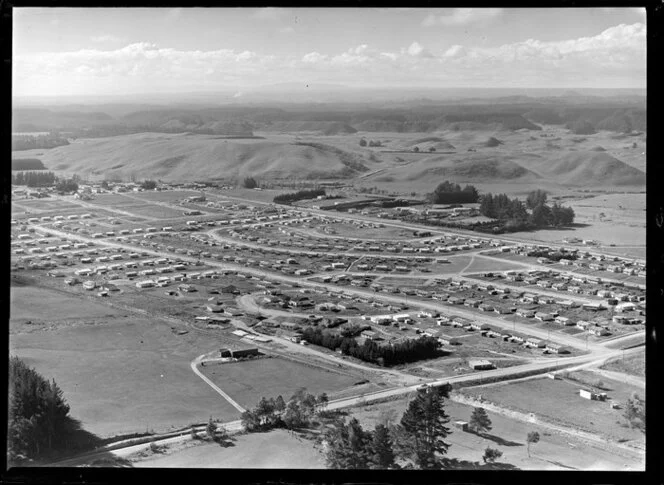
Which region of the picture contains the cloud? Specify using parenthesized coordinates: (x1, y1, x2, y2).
(12, 23, 646, 96)
(279, 26, 295, 34)
(302, 52, 327, 63)
(166, 8, 182, 20)
(423, 8, 503, 27)
(253, 7, 288, 21)
(405, 42, 434, 58)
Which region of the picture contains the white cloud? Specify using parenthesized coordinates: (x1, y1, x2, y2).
(302, 52, 327, 63)
(423, 8, 503, 27)
(12, 23, 646, 96)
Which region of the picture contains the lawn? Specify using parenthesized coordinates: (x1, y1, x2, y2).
(461, 377, 645, 445)
(200, 356, 360, 408)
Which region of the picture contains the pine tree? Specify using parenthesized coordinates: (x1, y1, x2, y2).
(399, 388, 451, 469)
(469, 407, 492, 435)
(370, 424, 396, 469)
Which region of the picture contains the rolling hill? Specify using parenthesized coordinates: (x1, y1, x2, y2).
(23, 133, 371, 181)
(526, 151, 646, 186)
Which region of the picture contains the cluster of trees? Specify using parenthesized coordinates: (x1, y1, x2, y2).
(359, 138, 382, 147)
(273, 188, 326, 205)
(301, 327, 441, 367)
(241, 388, 329, 432)
(12, 134, 70, 151)
(12, 158, 46, 171)
(140, 180, 158, 190)
(242, 176, 259, 189)
(480, 190, 575, 229)
(428, 181, 479, 204)
(8, 357, 72, 463)
(624, 392, 646, 432)
(55, 178, 79, 194)
(324, 386, 455, 469)
(12, 171, 56, 187)
(526, 249, 578, 262)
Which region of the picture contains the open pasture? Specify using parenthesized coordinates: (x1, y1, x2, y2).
(461, 376, 645, 445)
(10, 285, 242, 437)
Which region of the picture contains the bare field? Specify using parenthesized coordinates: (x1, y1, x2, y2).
(200, 356, 362, 407)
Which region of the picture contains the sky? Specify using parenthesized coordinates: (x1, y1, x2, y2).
(12, 7, 647, 98)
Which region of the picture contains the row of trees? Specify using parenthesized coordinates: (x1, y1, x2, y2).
(8, 357, 72, 463)
(12, 158, 46, 171)
(479, 190, 575, 228)
(428, 181, 480, 204)
(242, 176, 259, 189)
(12, 171, 56, 187)
(273, 188, 326, 205)
(12, 134, 70, 151)
(241, 388, 329, 432)
(300, 327, 441, 367)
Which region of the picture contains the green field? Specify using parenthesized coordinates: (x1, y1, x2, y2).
(201, 356, 361, 407)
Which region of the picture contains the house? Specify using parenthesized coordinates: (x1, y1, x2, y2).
(535, 312, 554, 322)
(555, 316, 573, 326)
(516, 309, 535, 318)
(525, 337, 545, 348)
(579, 389, 606, 401)
(470, 322, 490, 331)
(453, 421, 469, 431)
(545, 343, 570, 354)
(468, 359, 495, 370)
(576, 320, 591, 330)
(589, 327, 609, 337)
(478, 304, 494, 312)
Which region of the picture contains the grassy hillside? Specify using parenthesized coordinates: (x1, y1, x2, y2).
(24, 133, 371, 181)
(527, 151, 646, 186)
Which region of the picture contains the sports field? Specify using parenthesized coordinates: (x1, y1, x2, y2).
(200, 356, 361, 408)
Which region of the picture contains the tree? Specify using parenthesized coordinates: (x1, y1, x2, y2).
(413, 146, 419, 152)
(482, 446, 503, 464)
(100, 180, 110, 190)
(241, 409, 260, 432)
(359, 138, 367, 147)
(141, 180, 157, 190)
(624, 393, 646, 432)
(8, 357, 72, 462)
(526, 431, 540, 457)
(55, 178, 79, 194)
(206, 417, 216, 440)
(526, 189, 548, 209)
(469, 407, 492, 435)
(316, 393, 329, 412)
(370, 424, 396, 469)
(428, 146, 436, 152)
(529, 203, 552, 227)
(398, 388, 451, 469)
(243, 176, 258, 189)
(324, 418, 373, 469)
(274, 395, 286, 414)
